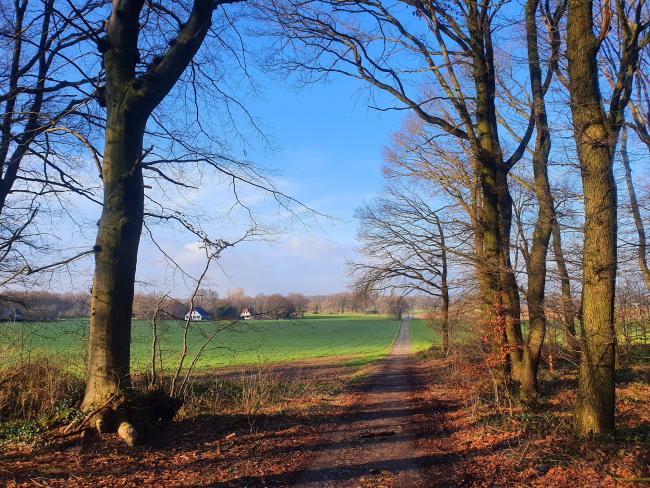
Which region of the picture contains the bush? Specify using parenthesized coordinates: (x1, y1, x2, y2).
(0, 357, 84, 420)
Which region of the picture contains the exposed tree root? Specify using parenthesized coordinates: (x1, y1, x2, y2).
(78, 389, 182, 445)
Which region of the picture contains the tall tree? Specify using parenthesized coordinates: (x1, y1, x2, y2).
(82, 0, 244, 412)
(566, 0, 648, 434)
(261, 0, 542, 389)
(516, 0, 564, 400)
(0, 0, 100, 284)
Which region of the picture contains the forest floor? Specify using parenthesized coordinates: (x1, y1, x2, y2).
(1, 321, 649, 487)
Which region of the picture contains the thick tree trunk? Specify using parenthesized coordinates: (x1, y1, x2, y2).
(469, 13, 504, 318)
(566, 0, 617, 435)
(469, 9, 523, 385)
(81, 109, 146, 410)
(80, 0, 217, 416)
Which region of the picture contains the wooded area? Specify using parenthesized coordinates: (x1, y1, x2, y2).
(1, 0, 649, 485)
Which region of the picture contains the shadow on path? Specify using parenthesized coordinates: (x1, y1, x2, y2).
(277, 320, 460, 487)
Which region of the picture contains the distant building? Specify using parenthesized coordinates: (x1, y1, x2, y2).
(240, 307, 255, 320)
(0, 307, 25, 322)
(184, 306, 212, 321)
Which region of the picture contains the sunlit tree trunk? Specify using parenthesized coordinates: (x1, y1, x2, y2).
(566, 0, 617, 435)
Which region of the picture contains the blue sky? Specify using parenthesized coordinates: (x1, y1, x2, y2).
(25, 34, 405, 299)
(132, 75, 406, 297)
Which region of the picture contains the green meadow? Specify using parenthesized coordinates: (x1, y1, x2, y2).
(1, 315, 403, 372)
(407, 319, 441, 352)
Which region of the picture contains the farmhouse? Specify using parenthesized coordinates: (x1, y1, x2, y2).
(240, 307, 255, 320)
(184, 306, 212, 321)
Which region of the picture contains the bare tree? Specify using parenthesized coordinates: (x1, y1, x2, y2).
(351, 186, 451, 351)
(258, 0, 578, 394)
(79, 0, 319, 422)
(620, 127, 650, 290)
(0, 0, 102, 283)
(566, 0, 649, 435)
(627, 52, 650, 153)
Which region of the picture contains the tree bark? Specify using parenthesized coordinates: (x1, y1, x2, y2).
(81, 100, 147, 409)
(467, 4, 525, 386)
(566, 0, 617, 435)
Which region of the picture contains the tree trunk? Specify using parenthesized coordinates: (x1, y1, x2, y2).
(621, 127, 650, 290)
(497, 168, 524, 380)
(469, 9, 523, 385)
(551, 217, 580, 351)
(566, 0, 617, 435)
(437, 217, 450, 353)
(81, 108, 146, 410)
(440, 289, 449, 353)
(518, 0, 555, 401)
(80, 0, 219, 414)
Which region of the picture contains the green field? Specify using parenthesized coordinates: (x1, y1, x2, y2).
(1, 315, 401, 372)
(408, 319, 440, 352)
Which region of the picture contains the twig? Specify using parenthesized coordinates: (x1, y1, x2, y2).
(517, 439, 531, 465)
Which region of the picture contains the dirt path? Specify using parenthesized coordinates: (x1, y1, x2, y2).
(291, 320, 450, 487)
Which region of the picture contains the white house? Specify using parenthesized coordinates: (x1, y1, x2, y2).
(184, 306, 211, 321)
(240, 307, 255, 320)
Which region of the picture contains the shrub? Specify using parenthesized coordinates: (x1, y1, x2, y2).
(0, 357, 84, 420)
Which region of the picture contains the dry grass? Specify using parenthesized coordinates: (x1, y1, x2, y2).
(0, 357, 84, 421)
(174, 364, 346, 424)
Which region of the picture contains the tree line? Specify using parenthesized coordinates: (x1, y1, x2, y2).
(293, 0, 650, 435)
(0, 289, 437, 320)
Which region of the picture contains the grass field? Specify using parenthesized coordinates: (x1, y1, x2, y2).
(1, 315, 401, 373)
(408, 319, 440, 352)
